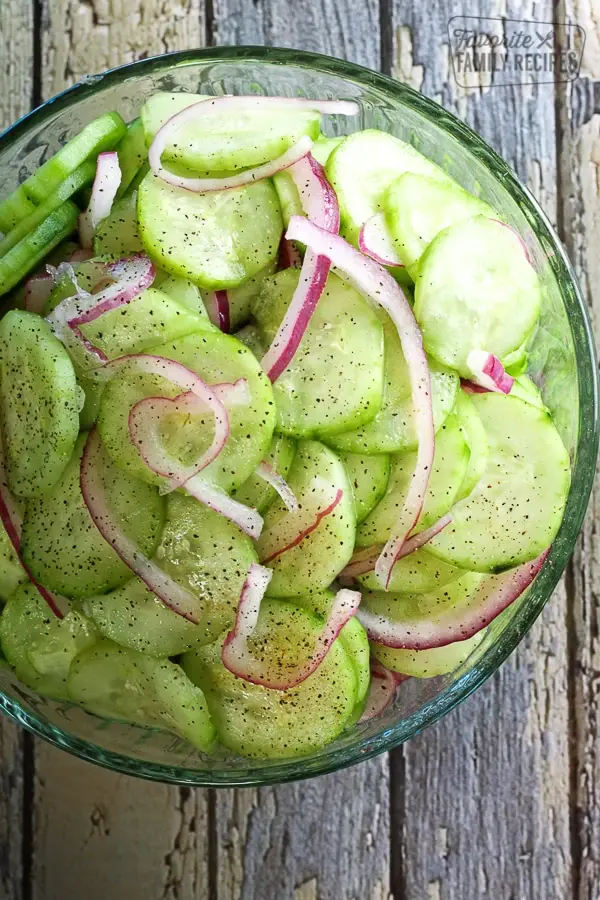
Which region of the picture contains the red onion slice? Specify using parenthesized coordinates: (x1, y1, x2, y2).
(358, 661, 408, 723)
(278, 237, 303, 270)
(466, 350, 514, 394)
(340, 514, 452, 580)
(183, 476, 263, 539)
(358, 550, 549, 650)
(358, 212, 404, 267)
(460, 379, 490, 395)
(286, 215, 434, 589)
(204, 289, 230, 332)
(255, 461, 299, 511)
(80, 428, 200, 623)
(261, 155, 339, 382)
(78, 151, 122, 248)
(149, 95, 358, 194)
(24, 273, 53, 314)
(260, 488, 343, 565)
(0, 447, 67, 618)
(222, 568, 361, 690)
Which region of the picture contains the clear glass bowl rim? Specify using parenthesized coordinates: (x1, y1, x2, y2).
(0, 45, 597, 787)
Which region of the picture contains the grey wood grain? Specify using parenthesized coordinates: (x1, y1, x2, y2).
(556, 3, 600, 898)
(388, 1, 572, 898)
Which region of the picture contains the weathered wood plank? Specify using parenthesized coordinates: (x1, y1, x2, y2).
(556, 3, 600, 898)
(208, 6, 389, 899)
(40, 0, 205, 101)
(31, 743, 209, 900)
(388, 2, 572, 898)
(0, 2, 34, 896)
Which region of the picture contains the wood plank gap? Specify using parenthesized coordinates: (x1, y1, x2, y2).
(207, 788, 218, 900)
(565, 558, 582, 900)
(379, 0, 394, 77)
(21, 733, 34, 900)
(31, 0, 43, 110)
(205, 0, 216, 49)
(389, 746, 405, 899)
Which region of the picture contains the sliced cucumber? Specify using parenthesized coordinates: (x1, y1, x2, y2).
(273, 170, 304, 227)
(115, 118, 147, 198)
(257, 440, 355, 597)
(358, 547, 464, 595)
(326, 309, 458, 454)
(234, 323, 265, 359)
(384, 172, 494, 278)
(201, 259, 277, 332)
(0, 111, 126, 233)
(21, 434, 165, 598)
(252, 269, 384, 437)
(182, 600, 357, 759)
(510, 375, 548, 411)
(138, 172, 282, 290)
(454, 390, 488, 502)
(77, 374, 105, 430)
(0, 310, 80, 497)
(414, 216, 541, 377)
(141, 91, 321, 173)
(98, 330, 276, 492)
(43, 257, 107, 314)
(312, 134, 344, 166)
(0, 523, 26, 601)
(78, 286, 209, 363)
(0, 582, 96, 700)
(371, 631, 484, 678)
(325, 129, 451, 246)
(68, 639, 216, 751)
(357, 412, 469, 547)
(233, 434, 296, 514)
(428, 393, 570, 571)
(0, 160, 95, 257)
(338, 451, 391, 524)
(93, 191, 144, 257)
(0, 201, 79, 297)
(161, 274, 211, 323)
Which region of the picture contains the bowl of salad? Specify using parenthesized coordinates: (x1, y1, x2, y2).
(0, 47, 596, 786)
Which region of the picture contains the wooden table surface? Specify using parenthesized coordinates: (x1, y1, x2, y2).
(0, 1, 598, 898)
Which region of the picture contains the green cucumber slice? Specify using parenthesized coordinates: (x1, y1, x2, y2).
(161, 274, 211, 323)
(326, 309, 458, 454)
(338, 451, 391, 524)
(233, 434, 296, 514)
(257, 440, 355, 597)
(86, 493, 257, 656)
(428, 393, 570, 572)
(93, 191, 144, 257)
(358, 547, 464, 595)
(0, 161, 95, 257)
(182, 600, 357, 759)
(21, 434, 165, 598)
(0, 111, 126, 232)
(0, 523, 26, 601)
(510, 375, 548, 411)
(0, 310, 80, 497)
(357, 412, 469, 547)
(77, 374, 105, 430)
(68, 639, 215, 751)
(98, 330, 276, 492)
(371, 631, 484, 678)
(325, 129, 451, 246)
(201, 259, 277, 332)
(43, 257, 107, 314)
(252, 269, 384, 438)
(138, 172, 282, 290)
(384, 172, 494, 278)
(115, 118, 147, 198)
(454, 390, 488, 502)
(141, 91, 321, 173)
(414, 216, 541, 377)
(0, 201, 79, 297)
(0, 583, 96, 700)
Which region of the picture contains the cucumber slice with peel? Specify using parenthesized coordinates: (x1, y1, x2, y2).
(94, 191, 144, 257)
(257, 440, 355, 597)
(21, 434, 165, 598)
(0, 582, 97, 700)
(182, 601, 357, 759)
(338, 451, 391, 523)
(428, 393, 570, 572)
(68, 639, 216, 751)
(233, 434, 296, 514)
(0, 310, 80, 497)
(414, 216, 541, 377)
(358, 547, 464, 595)
(115, 118, 147, 198)
(252, 269, 385, 438)
(138, 172, 282, 290)
(356, 412, 469, 547)
(454, 391, 488, 501)
(201, 259, 276, 332)
(371, 631, 484, 678)
(161, 274, 211, 323)
(0, 524, 26, 601)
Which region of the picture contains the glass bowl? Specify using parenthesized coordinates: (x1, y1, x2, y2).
(0, 47, 597, 787)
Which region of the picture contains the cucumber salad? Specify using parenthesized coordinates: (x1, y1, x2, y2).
(0, 92, 570, 760)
